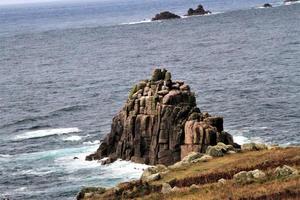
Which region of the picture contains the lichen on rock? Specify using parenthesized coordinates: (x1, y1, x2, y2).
(86, 68, 234, 165)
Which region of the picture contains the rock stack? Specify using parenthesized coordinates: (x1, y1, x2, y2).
(186, 4, 211, 16)
(86, 69, 234, 166)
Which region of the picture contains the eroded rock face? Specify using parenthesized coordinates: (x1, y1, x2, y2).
(86, 69, 234, 165)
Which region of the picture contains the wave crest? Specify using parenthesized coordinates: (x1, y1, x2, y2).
(15, 127, 81, 140)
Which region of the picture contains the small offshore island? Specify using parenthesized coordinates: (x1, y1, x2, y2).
(152, 4, 211, 21)
(78, 69, 300, 200)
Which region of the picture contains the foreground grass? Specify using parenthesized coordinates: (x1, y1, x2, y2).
(79, 147, 300, 200)
(144, 172, 300, 200)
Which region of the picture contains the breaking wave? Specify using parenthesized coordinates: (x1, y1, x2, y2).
(62, 135, 82, 141)
(15, 128, 81, 140)
(121, 19, 152, 25)
(83, 140, 100, 145)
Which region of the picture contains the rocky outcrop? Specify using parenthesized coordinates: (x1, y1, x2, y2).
(275, 165, 298, 178)
(86, 69, 234, 165)
(263, 3, 272, 7)
(151, 11, 181, 21)
(241, 143, 268, 151)
(233, 169, 266, 184)
(186, 4, 211, 16)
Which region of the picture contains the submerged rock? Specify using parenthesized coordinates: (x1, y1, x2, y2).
(186, 4, 211, 16)
(87, 68, 234, 165)
(152, 11, 181, 21)
(263, 3, 272, 7)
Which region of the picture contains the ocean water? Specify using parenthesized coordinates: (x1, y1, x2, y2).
(1, 0, 300, 199)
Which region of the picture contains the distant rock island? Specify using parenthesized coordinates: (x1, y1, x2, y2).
(152, 11, 180, 21)
(86, 69, 235, 166)
(263, 3, 272, 7)
(151, 4, 210, 21)
(186, 4, 211, 16)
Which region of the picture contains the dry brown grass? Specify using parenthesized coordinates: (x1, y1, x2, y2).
(144, 176, 300, 200)
(80, 147, 300, 200)
(154, 147, 300, 187)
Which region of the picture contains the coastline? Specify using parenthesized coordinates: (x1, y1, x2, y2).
(77, 144, 300, 200)
(1, 1, 300, 199)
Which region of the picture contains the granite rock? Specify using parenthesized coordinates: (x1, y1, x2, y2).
(86, 69, 234, 165)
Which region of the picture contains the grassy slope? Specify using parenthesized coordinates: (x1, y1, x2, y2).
(80, 147, 300, 200)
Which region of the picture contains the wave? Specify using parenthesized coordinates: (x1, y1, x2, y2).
(228, 127, 266, 145)
(49, 105, 87, 114)
(14, 187, 27, 192)
(62, 135, 82, 141)
(15, 169, 54, 176)
(14, 127, 81, 140)
(98, 159, 149, 181)
(233, 135, 251, 144)
(284, 1, 300, 5)
(83, 140, 100, 145)
(1, 105, 86, 130)
(14, 145, 99, 164)
(121, 19, 152, 25)
(0, 154, 12, 158)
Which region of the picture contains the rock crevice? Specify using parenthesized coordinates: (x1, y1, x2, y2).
(86, 69, 234, 165)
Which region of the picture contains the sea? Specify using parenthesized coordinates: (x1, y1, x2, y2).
(0, 0, 299, 199)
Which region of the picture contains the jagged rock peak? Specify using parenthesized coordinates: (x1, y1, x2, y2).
(127, 69, 196, 111)
(86, 68, 234, 166)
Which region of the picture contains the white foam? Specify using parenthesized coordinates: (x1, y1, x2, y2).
(54, 146, 101, 172)
(181, 12, 222, 18)
(14, 187, 27, 192)
(227, 127, 266, 145)
(0, 154, 12, 158)
(83, 140, 100, 145)
(15, 169, 54, 176)
(0, 154, 12, 162)
(14, 144, 99, 164)
(121, 19, 152, 25)
(62, 135, 82, 141)
(233, 135, 251, 145)
(99, 159, 149, 180)
(15, 127, 81, 140)
(284, 1, 300, 5)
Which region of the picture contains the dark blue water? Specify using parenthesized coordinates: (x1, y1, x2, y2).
(0, 0, 300, 199)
